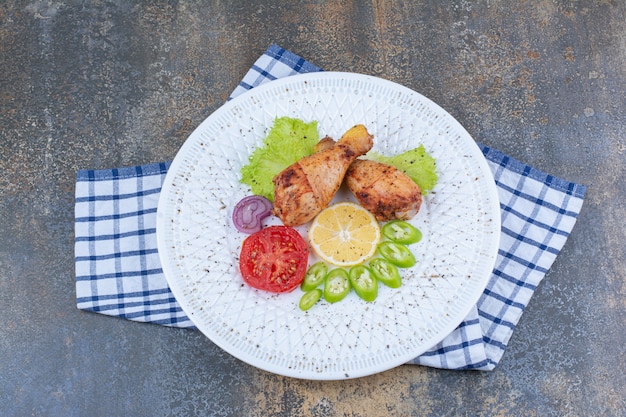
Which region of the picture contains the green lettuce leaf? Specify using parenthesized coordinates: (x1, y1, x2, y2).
(367, 144, 438, 193)
(240, 117, 319, 201)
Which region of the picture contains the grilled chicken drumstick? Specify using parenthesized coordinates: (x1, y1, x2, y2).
(314, 137, 422, 222)
(272, 124, 374, 226)
(345, 159, 422, 222)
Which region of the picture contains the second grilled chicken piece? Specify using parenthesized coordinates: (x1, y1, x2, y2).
(345, 159, 422, 222)
(272, 125, 374, 226)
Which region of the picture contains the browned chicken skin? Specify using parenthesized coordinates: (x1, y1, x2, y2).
(345, 159, 422, 222)
(272, 125, 374, 226)
(313, 136, 423, 222)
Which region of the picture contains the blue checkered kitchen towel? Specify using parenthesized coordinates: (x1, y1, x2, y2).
(75, 44, 586, 371)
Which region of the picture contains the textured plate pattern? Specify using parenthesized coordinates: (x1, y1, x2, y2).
(156, 72, 500, 380)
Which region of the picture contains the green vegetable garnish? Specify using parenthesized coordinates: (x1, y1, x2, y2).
(301, 262, 328, 291)
(369, 258, 402, 288)
(348, 265, 378, 302)
(367, 144, 438, 193)
(299, 289, 323, 311)
(382, 220, 422, 245)
(324, 268, 351, 303)
(377, 241, 417, 268)
(240, 117, 319, 201)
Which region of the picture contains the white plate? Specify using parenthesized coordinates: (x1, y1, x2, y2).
(156, 72, 500, 380)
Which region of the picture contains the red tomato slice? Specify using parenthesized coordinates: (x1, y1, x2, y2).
(239, 226, 309, 293)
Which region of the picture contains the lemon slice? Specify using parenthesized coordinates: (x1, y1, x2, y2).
(309, 202, 381, 267)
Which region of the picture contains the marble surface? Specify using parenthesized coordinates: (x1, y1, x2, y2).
(1, 1, 624, 416)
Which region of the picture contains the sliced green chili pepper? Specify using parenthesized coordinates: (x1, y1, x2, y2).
(348, 265, 378, 302)
(369, 258, 402, 288)
(301, 262, 328, 291)
(323, 268, 351, 303)
(382, 220, 422, 245)
(377, 241, 416, 268)
(299, 289, 323, 311)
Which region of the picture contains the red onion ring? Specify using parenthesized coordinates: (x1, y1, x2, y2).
(232, 195, 273, 234)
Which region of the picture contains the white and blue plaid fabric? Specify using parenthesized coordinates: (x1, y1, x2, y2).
(75, 44, 586, 370)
